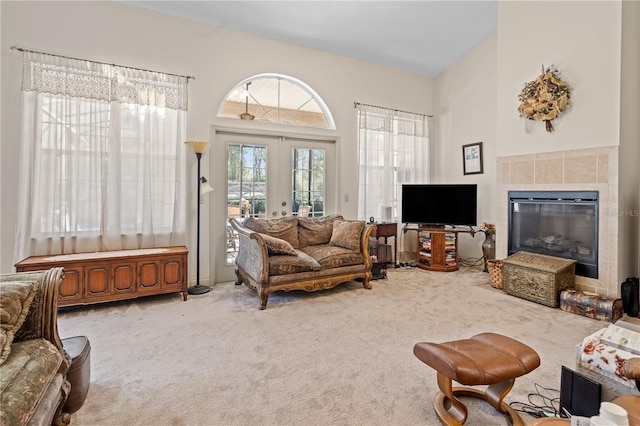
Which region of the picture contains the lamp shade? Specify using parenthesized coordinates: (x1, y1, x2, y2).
(185, 141, 211, 154)
(200, 177, 214, 194)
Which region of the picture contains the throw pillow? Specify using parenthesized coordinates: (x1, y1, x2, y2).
(330, 220, 365, 252)
(0, 280, 37, 365)
(260, 234, 298, 256)
(297, 215, 343, 247)
(243, 217, 300, 248)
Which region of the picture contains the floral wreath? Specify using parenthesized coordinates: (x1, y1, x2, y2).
(518, 65, 571, 133)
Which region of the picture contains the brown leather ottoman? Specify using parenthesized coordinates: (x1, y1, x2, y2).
(62, 336, 91, 413)
(414, 332, 541, 426)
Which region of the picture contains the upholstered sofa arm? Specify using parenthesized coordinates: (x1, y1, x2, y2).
(230, 218, 269, 285)
(2, 268, 66, 354)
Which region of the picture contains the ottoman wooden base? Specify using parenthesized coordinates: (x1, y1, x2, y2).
(62, 336, 91, 414)
(435, 377, 524, 426)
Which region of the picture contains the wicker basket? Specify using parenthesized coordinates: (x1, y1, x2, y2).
(487, 259, 503, 289)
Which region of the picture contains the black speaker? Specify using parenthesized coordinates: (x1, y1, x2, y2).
(559, 365, 602, 417)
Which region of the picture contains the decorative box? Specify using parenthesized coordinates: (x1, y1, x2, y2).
(560, 289, 623, 322)
(502, 251, 576, 307)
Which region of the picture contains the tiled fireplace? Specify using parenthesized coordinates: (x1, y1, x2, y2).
(497, 146, 619, 297)
(508, 190, 599, 279)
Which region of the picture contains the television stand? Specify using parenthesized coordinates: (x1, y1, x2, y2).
(404, 225, 475, 272)
(420, 223, 445, 229)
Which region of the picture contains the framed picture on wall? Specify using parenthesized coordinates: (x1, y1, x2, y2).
(462, 142, 483, 175)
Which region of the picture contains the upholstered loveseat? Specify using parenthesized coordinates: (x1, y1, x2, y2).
(230, 215, 375, 309)
(0, 268, 71, 426)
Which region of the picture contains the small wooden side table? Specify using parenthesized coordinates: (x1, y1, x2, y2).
(371, 222, 398, 268)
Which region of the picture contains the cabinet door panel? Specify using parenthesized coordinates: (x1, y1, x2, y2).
(59, 267, 83, 302)
(162, 257, 183, 289)
(138, 261, 161, 291)
(86, 266, 110, 297)
(113, 263, 135, 293)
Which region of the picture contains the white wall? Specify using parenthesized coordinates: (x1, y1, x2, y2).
(619, 0, 640, 278)
(434, 31, 498, 260)
(0, 1, 435, 280)
(496, 1, 622, 155)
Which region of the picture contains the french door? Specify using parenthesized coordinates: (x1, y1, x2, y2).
(213, 130, 336, 283)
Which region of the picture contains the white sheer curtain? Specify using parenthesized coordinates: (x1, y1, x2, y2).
(14, 51, 188, 262)
(356, 104, 430, 223)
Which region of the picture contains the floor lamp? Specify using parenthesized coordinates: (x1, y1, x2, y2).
(185, 141, 213, 295)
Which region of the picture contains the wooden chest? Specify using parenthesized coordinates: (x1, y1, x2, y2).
(560, 290, 623, 322)
(502, 252, 576, 307)
(15, 246, 188, 307)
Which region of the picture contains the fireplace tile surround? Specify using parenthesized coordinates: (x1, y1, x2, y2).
(497, 146, 619, 297)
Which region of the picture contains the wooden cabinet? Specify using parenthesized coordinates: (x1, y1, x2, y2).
(371, 222, 398, 267)
(15, 246, 188, 307)
(417, 229, 459, 272)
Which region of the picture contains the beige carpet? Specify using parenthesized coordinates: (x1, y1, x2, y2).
(58, 265, 606, 426)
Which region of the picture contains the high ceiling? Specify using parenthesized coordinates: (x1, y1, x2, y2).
(120, 1, 497, 77)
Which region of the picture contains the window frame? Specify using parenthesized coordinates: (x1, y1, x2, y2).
(217, 73, 336, 130)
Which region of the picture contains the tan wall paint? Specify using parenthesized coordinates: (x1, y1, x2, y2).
(434, 32, 498, 260)
(0, 1, 435, 279)
(619, 0, 640, 280)
(497, 1, 622, 155)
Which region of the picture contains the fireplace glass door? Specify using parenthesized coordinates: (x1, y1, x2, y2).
(508, 191, 598, 278)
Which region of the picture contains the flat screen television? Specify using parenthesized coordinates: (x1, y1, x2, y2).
(401, 184, 477, 226)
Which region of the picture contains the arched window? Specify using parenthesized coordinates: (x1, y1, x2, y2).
(217, 73, 335, 130)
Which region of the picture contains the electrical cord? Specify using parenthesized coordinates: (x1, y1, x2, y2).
(458, 256, 484, 267)
(397, 261, 417, 269)
(509, 383, 563, 419)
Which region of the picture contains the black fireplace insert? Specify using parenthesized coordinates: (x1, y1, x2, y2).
(508, 191, 598, 278)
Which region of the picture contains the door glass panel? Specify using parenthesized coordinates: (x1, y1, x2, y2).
(226, 144, 267, 263)
(292, 148, 325, 217)
(223, 138, 332, 270)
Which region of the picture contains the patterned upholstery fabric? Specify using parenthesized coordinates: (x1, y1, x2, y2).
(244, 217, 300, 248)
(12, 271, 49, 343)
(297, 215, 343, 248)
(268, 251, 322, 276)
(0, 339, 63, 426)
(299, 245, 364, 269)
(260, 234, 298, 256)
(268, 264, 366, 286)
(330, 220, 365, 251)
(0, 281, 37, 364)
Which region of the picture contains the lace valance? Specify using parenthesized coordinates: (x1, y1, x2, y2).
(356, 104, 428, 137)
(21, 51, 189, 111)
